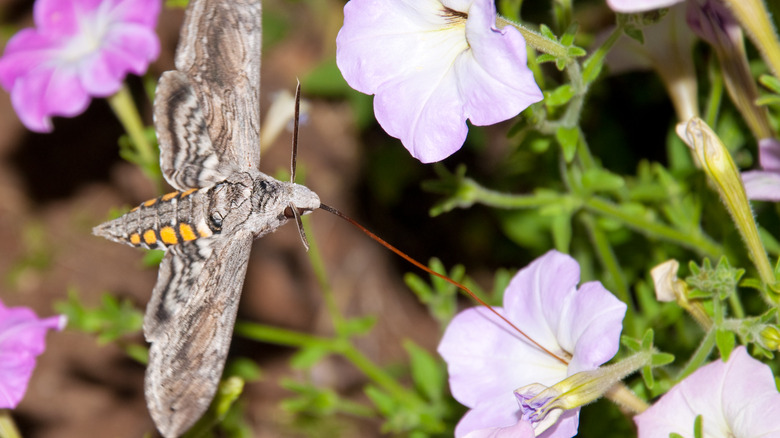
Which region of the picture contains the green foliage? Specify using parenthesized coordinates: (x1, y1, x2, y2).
(55, 288, 143, 344)
(404, 258, 463, 328)
(686, 257, 744, 301)
(54, 0, 780, 436)
(4, 222, 53, 290)
(183, 377, 248, 438)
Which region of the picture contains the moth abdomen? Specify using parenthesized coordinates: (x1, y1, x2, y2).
(93, 187, 216, 249)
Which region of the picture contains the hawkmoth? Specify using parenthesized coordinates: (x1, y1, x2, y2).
(93, 0, 319, 436)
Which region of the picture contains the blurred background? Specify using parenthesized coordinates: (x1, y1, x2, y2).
(3, 0, 776, 436)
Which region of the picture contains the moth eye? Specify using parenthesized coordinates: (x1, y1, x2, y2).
(210, 212, 224, 230)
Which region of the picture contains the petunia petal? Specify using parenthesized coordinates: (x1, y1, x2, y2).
(635, 347, 780, 437)
(439, 250, 624, 438)
(742, 170, 780, 201)
(721, 348, 780, 436)
(0, 352, 37, 409)
(607, 0, 684, 13)
(456, 0, 542, 126)
(0, 300, 65, 409)
(336, 0, 540, 162)
(501, 251, 582, 357)
(757, 138, 780, 171)
(0, 0, 160, 131)
(439, 306, 571, 405)
(33, 0, 84, 36)
(11, 65, 91, 132)
(108, 0, 162, 28)
(0, 29, 60, 91)
(373, 60, 469, 163)
(336, 0, 448, 94)
(563, 281, 626, 374)
(463, 419, 536, 438)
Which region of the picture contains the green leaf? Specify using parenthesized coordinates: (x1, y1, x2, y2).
(536, 53, 557, 64)
(581, 168, 625, 193)
(142, 249, 165, 267)
(55, 289, 143, 344)
(641, 364, 655, 389)
(404, 340, 445, 403)
(225, 357, 263, 382)
(550, 213, 572, 253)
(759, 74, 780, 94)
(405, 273, 434, 303)
(290, 345, 330, 369)
(555, 126, 579, 163)
(182, 376, 245, 438)
(715, 329, 736, 360)
(302, 57, 351, 97)
(539, 24, 556, 40)
(650, 353, 675, 367)
(641, 328, 655, 350)
(621, 335, 642, 351)
(544, 84, 574, 107)
(624, 27, 644, 44)
(694, 415, 703, 438)
(566, 46, 586, 57)
(341, 315, 377, 337)
(364, 385, 396, 417)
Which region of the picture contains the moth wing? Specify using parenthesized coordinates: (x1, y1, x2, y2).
(154, 71, 240, 191)
(174, 0, 261, 172)
(143, 232, 253, 438)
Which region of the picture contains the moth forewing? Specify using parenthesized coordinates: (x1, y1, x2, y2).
(174, 0, 262, 172)
(144, 233, 253, 438)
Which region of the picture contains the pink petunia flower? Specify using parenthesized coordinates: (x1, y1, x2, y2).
(0, 299, 66, 409)
(742, 138, 780, 201)
(336, 0, 543, 163)
(0, 0, 161, 132)
(438, 250, 627, 437)
(635, 346, 780, 437)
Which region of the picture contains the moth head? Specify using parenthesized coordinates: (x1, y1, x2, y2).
(283, 183, 320, 218)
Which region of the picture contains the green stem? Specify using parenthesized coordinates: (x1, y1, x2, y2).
(337, 343, 416, 404)
(302, 215, 346, 333)
(582, 22, 624, 86)
(580, 213, 637, 335)
(107, 83, 159, 185)
(675, 327, 716, 381)
(496, 17, 569, 58)
(465, 182, 567, 209)
(704, 58, 724, 127)
(728, 290, 746, 319)
(582, 197, 723, 257)
(0, 411, 21, 438)
(234, 322, 417, 404)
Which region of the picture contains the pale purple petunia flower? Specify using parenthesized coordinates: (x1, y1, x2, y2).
(336, 0, 543, 163)
(742, 138, 780, 201)
(0, 0, 161, 132)
(607, 0, 684, 13)
(0, 299, 66, 409)
(437, 250, 627, 437)
(635, 346, 780, 437)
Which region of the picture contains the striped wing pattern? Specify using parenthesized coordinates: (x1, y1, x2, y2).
(156, 0, 262, 191)
(144, 232, 254, 437)
(145, 1, 262, 436)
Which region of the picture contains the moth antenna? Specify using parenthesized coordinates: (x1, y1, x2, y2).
(318, 203, 566, 364)
(291, 202, 310, 251)
(290, 79, 302, 183)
